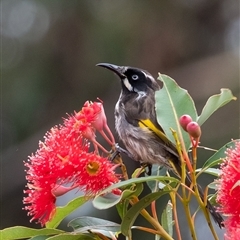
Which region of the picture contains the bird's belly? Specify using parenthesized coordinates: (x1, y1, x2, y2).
(115, 117, 170, 167)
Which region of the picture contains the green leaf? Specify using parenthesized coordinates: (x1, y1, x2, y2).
(197, 88, 236, 126)
(46, 196, 88, 229)
(132, 183, 144, 197)
(195, 167, 221, 177)
(29, 236, 49, 240)
(203, 140, 240, 168)
(208, 192, 218, 205)
(145, 165, 167, 192)
(47, 233, 95, 240)
(161, 201, 174, 238)
(92, 189, 134, 210)
(92, 193, 122, 210)
(208, 182, 218, 190)
(68, 216, 120, 233)
(94, 176, 179, 198)
(121, 191, 170, 237)
(131, 167, 145, 178)
(202, 159, 222, 170)
(92, 184, 142, 210)
(116, 199, 130, 220)
(156, 74, 197, 149)
(0, 226, 64, 240)
(115, 183, 143, 219)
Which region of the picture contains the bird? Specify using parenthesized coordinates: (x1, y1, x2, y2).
(96, 63, 224, 228)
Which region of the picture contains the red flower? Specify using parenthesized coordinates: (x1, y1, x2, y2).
(217, 141, 240, 238)
(64, 101, 115, 148)
(76, 153, 119, 193)
(224, 227, 240, 240)
(24, 184, 56, 226)
(23, 101, 119, 226)
(82, 101, 102, 123)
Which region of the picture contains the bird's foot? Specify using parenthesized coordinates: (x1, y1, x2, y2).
(140, 163, 152, 176)
(109, 143, 132, 161)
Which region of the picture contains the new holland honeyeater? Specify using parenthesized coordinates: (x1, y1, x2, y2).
(97, 63, 224, 228)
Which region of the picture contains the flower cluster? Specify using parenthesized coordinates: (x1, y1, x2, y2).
(64, 101, 115, 153)
(23, 101, 119, 226)
(217, 141, 240, 239)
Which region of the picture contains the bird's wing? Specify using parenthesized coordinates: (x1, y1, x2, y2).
(138, 119, 179, 157)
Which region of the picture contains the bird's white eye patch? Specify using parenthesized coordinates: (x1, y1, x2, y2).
(132, 74, 139, 80)
(123, 78, 133, 91)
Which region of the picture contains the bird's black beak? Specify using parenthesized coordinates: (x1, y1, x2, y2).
(96, 63, 126, 79)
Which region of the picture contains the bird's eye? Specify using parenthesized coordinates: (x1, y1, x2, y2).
(132, 74, 139, 80)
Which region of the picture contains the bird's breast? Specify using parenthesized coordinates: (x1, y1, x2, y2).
(114, 101, 171, 167)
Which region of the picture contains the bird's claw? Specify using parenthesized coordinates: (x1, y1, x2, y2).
(109, 143, 132, 161)
(140, 163, 152, 176)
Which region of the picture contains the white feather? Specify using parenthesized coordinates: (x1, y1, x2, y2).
(123, 78, 133, 91)
(136, 90, 147, 100)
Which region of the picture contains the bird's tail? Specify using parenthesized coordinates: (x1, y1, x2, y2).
(184, 171, 224, 228)
(169, 155, 224, 228)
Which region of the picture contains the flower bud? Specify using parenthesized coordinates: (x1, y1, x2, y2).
(91, 102, 106, 132)
(179, 114, 192, 131)
(186, 121, 201, 138)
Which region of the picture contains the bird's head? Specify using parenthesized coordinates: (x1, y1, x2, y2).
(96, 63, 160, 94)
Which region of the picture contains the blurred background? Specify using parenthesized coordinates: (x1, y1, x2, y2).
(1, 0, 239, 239)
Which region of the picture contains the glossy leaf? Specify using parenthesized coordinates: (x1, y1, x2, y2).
(47, 233, 95, 240)
(46, 196, 88, 229)
(0, 226, 63, 240)
(93, 183, 143, 210)
(145, 165, 167, 192)
(156, 74, 197, 149)
(202, 159, 222, 170)
(121, 191, 170, 236)
(94, 176, 179, 204)
(132, 183, 144, 197)
(208, 192, 218, 205)
(203, 139, 240, 168)
(116, 198, 130, 220)
(131, 167, 145, 178)
(195, 167, 220, 177)
(197, 88, 236, 126)
(208, 182, 218, 190)
(92, 192, 126, 210)
(29, 236, 48, 240)
(115, 183, 143, 219)
(161, 201, 174, 238)
(68, 216, 120, 233)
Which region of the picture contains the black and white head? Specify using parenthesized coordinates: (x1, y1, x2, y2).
(96, 63, 160, 96)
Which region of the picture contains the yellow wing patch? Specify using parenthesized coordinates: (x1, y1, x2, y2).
(138, 119, 181, 176)
(138, 119, 172, 146)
